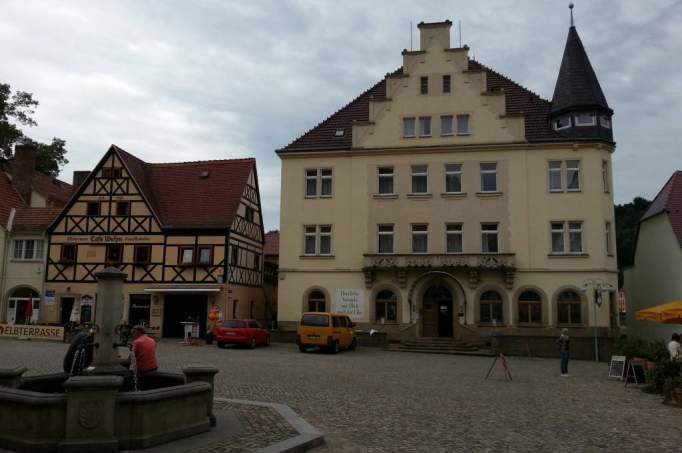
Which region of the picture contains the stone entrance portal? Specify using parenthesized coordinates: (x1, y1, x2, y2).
(421, 286, 454, 338)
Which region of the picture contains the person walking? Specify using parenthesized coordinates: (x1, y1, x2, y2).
(556, 328, 570, 377)
(667, 333, 681, 360)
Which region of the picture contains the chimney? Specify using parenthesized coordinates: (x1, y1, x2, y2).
(418, 20, 452, 51)
(72, 171, 90, 193)
(12, 144, 36, 205)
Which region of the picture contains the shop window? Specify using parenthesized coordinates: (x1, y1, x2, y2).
(307, 290, 326, 312)
(518, 290, 542, 324)
(375, 290, 397, 323)
(480, 291, 503, 324)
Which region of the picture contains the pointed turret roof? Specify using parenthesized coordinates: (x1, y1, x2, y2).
(550, 25, 610, 115)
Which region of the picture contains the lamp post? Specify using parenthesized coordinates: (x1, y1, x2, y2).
(582, 279, 614, 362)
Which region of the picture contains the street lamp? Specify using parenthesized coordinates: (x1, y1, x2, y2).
(582, 279, 614, 362)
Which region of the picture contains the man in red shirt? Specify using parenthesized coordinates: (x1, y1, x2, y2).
(131, 326, 158, 374)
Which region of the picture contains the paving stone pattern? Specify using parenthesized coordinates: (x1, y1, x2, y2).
(1, 339, 680, 452)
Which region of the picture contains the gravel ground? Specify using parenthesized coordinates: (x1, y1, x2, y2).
(1, 338, 680, 453)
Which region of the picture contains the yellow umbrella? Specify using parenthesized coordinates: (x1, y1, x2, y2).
(635, 300, 682, 324)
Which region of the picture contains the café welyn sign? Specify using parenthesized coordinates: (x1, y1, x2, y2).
(65, 235, 153, 243)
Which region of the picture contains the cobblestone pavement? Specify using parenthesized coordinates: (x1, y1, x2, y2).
(2, 339, 680, 452)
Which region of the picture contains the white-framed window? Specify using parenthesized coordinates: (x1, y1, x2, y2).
(550, 221, 584, 254)
(446, 224, 463, 254)
(445, 164, 462, 193)
(481, 223, 499, 253)
(378, 224, 394, 254)
(411, 165, 428, 194)
(553, 115, 571, 130)
(420, 76, 428, 95)
(411, 224, 428, 254)
(574, 112, 596, 126)
(305, 168, 332, 198)
(605, 221, 612, 255)
(566, 160, 580, 191)
(303, 225, 333, 256)
(378, 167, 394, 195)
(457, 114, 470, 135)
(480, 162, 497, 192)
(440, 115, 454, 136)
(548, 160, 563, 192)
(600, 115, 611, 129)
(419, 117, 432, 137)
(548, 160, 581, 192)
(12, 239, 44, 261)
(602, 160, 610, 193)
(403, 117, 416, 137)
(442, 75, 451, 93)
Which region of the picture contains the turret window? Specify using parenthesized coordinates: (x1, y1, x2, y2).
(553, 115, 571, 130)
(600, 116, 611, 129)
(574, 113, 596, 126)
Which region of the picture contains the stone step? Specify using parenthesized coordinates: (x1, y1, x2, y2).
(387, 345, 495, 357)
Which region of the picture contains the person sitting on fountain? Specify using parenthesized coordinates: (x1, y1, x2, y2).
(62, 326, 94, 374)
(131, 325, 158, 375)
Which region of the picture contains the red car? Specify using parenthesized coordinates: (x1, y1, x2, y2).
(215, 319, 270, 349)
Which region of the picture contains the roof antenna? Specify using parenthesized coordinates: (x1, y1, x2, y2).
(569, 3, 574, 27)
(410, 21, 413, 51)
(459, 19, 462, 47)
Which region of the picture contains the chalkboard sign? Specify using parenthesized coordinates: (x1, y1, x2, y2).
(608, 355, 626, 379)
(624, 358, 646, 386)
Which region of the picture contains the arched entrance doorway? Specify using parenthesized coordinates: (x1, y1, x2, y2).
(422, 285, 453, 337)
(6, 287, 40, 325)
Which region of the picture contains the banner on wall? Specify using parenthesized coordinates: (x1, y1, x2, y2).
(0, 324, 64, 341)
(334, 289, 364, 321)
(44, 290, 55, 306)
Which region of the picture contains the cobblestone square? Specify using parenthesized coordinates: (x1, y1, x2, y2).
(1, 339, 679, 452)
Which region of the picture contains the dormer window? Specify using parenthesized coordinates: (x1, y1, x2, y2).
(553, 115, 571, 130)
(599, 115, 611, 129)
(574, 112, 596, 126)
(335, 129, 344, 137)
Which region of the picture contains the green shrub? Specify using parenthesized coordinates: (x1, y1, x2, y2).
(613, 337, 669, 361)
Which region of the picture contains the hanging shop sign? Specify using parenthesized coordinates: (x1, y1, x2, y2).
(0, 324, 64, 341)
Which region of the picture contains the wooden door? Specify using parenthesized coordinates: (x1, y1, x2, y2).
(422, 301, 438, 337)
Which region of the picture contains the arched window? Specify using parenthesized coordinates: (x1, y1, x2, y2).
(307, 290, 326, 312)
(480, 291, 503, 324)
(375, 290, 397, 323)
(518, 290, 542, 325)
(557, 290, 582, 325)
(7, 287, 40, 325)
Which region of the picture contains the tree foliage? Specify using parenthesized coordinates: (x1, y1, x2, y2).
(0, 83, 68, 176)
(615, 197, 652, 269)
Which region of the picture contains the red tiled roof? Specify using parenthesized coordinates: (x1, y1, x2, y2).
(12, 207, 63, 232)
(641, 171, 682, 247)
(0, 172, 25, 226)
(5, 161, 72, 205)
(279, 60, 558, 152)
(264, 230, 279, 256)
(113, 146, 255, 230)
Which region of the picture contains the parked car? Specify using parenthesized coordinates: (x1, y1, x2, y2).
(297, 312, 357, 353)
(216, 319, 270, 349)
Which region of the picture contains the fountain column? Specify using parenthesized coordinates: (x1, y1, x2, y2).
(88, 267, 127, 376)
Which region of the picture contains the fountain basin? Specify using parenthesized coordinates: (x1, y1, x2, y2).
(0, 366, 218, 453)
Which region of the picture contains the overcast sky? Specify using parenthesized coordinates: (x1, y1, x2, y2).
(2, 0, 681, 231)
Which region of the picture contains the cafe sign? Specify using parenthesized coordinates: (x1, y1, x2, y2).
(0, 324, 64, 341)
(65, 235, 153, 244)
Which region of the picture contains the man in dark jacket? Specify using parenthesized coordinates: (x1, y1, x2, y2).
(62, 327, 94, 374)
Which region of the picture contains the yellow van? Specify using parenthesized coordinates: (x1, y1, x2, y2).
(297, 312, 357, 353)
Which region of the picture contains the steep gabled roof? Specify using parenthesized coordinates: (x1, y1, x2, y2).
(0, 171, 24, 226)
(279, 60, 558, 153)
(641, 171, 682, 247)
(550, 26, 610, 115)
(113, 146, 255, 230)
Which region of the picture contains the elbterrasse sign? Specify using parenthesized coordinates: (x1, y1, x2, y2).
(0, 324, 64, 341)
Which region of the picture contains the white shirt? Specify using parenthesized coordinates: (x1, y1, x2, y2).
(668, 340, 681, 360)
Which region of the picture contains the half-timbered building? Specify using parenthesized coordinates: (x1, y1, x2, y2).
(44, 145, 265, 337)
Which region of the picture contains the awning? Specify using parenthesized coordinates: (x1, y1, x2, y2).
(635, 300, 682, 324)
(144, 284, 223, 294)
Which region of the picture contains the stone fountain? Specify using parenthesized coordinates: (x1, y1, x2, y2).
(0, 268, 219, 453)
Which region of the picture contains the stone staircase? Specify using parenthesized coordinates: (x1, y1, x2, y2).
(388, 337, 494, 357)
